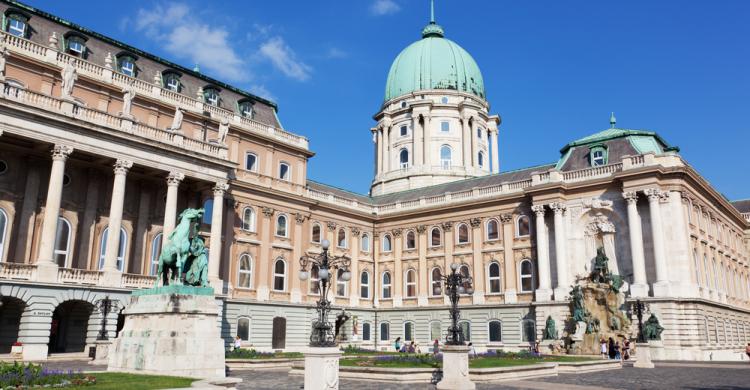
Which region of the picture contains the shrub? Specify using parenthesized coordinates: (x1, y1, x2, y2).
(0, 361, 95, 388)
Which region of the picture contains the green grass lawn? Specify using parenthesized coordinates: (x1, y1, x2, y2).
(340, 356, 440, 369)
(340, 354, 598, 370)
(68, 373, 194, 390)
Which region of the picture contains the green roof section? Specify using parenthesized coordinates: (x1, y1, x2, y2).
(559, 128, 678, 155)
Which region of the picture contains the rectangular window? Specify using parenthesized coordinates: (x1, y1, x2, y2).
(440, 121, 450, 132)
(362, 323, 371, 341)
(400, 125, 408, 136)
(279, 163, 290, 181)
(121, 61, 135, 77)
(8, 19, 25, 37)
(245, 153, 257, 171)
(68, 41, 84, 55)
(273, 275, 284, 291)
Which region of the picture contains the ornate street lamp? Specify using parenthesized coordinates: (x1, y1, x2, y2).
(93, 295, 120, 341)
(630, 299, 649, 343)
(299, 239, 351, 347)
(434, 263, 474, 345)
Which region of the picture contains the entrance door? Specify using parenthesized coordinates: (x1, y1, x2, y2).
(271, 317, 286, 349)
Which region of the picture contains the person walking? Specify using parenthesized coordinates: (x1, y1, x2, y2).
(614, 341, 621, 360)
(600, 338, 608, 359)
(433, 339, 440, 355)
(608, 337, 616, 359)
(623, 339, 631, 360)
(745, 343, 750, 362)
(394, 337, 402, 352)
(233, 335, 242, 351)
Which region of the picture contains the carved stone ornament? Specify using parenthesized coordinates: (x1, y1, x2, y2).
(326, 221, 337, 231)
(622, 191, 638, 205)
(499, 213, 513, 223)
(469, 217, 482, 228)
(350, 227, 361, 236)
(644, 188, 662, 201)
(549, 202, 567, 214)
(51, 145, 74, 161)
(585, 212, 616, 236)
(531, 204, 545, 216)
(442, 221, 453, 232)
(416, 225, 427, 234)
(392, 228, 403, 237)
(581, 197, 614, 210)
(60, 60, 77, 98)
(213, 181, 229, 196)
(261, 206, 274, 217)
(294, 212, 307, 224)
(166, 172, 185, 186)
(169, 107, 183, 131)
(113, 159, 133, 175)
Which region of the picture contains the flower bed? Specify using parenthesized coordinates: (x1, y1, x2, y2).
(341, 354, 441, 368)
(225, 348, 303, 359)
(340, 349, 598, 369)
(0, 362, 95, 388)
(340, 345, 399, 356)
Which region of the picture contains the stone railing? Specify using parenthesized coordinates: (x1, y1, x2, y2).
(122, 273, 157, 289)
(2, 31, 308, 150)
(561, 163, 623, 183)
(742, 213, 750, 222)
(0, 262, 36, 280)
(58, 268, 101, 285)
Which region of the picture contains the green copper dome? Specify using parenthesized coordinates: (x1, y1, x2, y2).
(384, 22, 486, 102)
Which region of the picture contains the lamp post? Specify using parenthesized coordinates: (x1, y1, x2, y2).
(434, 263, 474, 345)
(299, 239, 351, 347)
(93, 295, 120, 341)
(630, 299, 649, 343)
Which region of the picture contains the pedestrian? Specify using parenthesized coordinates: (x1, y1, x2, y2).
(468, 342, 476, 358)
(745, 343, 750, 362)
(407, 341, 416, 353)
(623, 340, 630, 360)
(233, 335, 242, 351)
(394, 337, 402, 352)
(600, 338, 607, 359)
(608, 337, 616, 359)
(614, 341, 621, 360)
(533, 341, 540, 356)
(433, 339, 440, 355)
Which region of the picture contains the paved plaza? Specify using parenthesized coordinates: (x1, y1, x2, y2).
(39, 360, 749, 390)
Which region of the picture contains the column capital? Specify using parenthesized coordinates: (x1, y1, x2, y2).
(416, 224, 427, 234)
(326, 221, 337, 231)
(469, 217, 482, 228)
(531, 204, 546, 217)
(51, 145, 74, 161)
(644, 188, 662, 200)
(392, 228, 403, 237)
(350, 227, 361, 236)
(549, 202, 566, 214)
(622, 191, 639, 204)
(294, 212, 308, 224)
(212, 181, 229, 196)
(441, 221, 453, 232)
(499, 213, 513, 223)
(166, 172, 185, 186)
(113, 159, 133, 175)
(261, 206, 274, 217)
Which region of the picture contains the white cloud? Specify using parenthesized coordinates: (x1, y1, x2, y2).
(129, 3, 247, 82)
(259, 37, 312, 81)
(370, 0, 400, 16)
(249, 84, 275, 101)
(325, 47, 348, 59)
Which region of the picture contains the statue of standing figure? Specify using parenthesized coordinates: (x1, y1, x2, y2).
(0, 42, 7, 79)
(61, 60, 77, 98)
(121, 82, 136, 117)
(643, 313, 664, 340)
(169, 107, 183, 132)
(571, 285, 586, 322)
(590, 247, 610, 284)
(543, 315, 558, 340)
(217, 119, 229, 144)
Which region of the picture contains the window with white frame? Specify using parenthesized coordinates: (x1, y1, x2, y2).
(403, 321, 415, 341)
(245, 153, 258, 172)
(337, 228, 347, 248)
(273, 258, 286, 291)
(488, 262, 502, 293)
(362, 322, 371, 341)
(238, 100, 254, 118)
(520, 259, 534, 292)
(309, 264, 320, 294)
(440, 121, 450, 132)
(238, 254, 253, 288)
(382, 234, 392, 252)
(430, 227, 442, 247)
(488, 320, 502, 342)
(0, 208, 7, 262)
(382, 271, 392, 299)
(380, 323, 390, 341)
(98, 226, 127, 271)
(400, 125, 408, 137)
(149, 233, 162, 275)
(203, 87, 220, 106)
(242, 207, 256, 232)
(66, 35, 87, 57)
(590, 146, 607, 166)
(430, 321, 442, 342)
(311, 223, 321, 243)
(440, 145, 452, 169)
(516, 215, 530, 237)
(276, 215, 288, 237)
(459, 321, 471, 341)
(6, 13, 27, 37)
(399, 149, 409, 169)
(279, 162, 291, 181)
(53, 217, 72, 268)
(431, 267, 442, 296)
(237, 317, 250, 341)
(162, 72, 181, 92)
(457, 223, 469, 244)
(336, 268, 348, 297)
(117, 55, 136, 77)
(405, 269, 416, 297)
(486, 219, 499, 240)
(360, 271, 370, 298)
(478, 152, 485, 168)
(361, 233, 370, 252)
(405, 230, 416, 249)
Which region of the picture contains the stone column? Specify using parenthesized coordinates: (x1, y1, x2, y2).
(532, 205, 552, 301)
(423, 115, 432, 167)
(102, 159, 132, 276)
(623, 191, 649, 297)
(668, 191, 695, 297)
(392, 228, 403, 307)
(500, 214, 517, 303)
(376, 128, 383, 175)
(208, 181, 228, 290)
(36, 145, 73, 282)
(550, 202, 569, 301)
(291, 213, 306, 303)
(384, 126, 391, 172)
(489, 129, 500, 173)
(470, 218, 485, 304)
(413, 116, 423, 166)
(471, 122, 479, 168)
(162, 172, 184, 248)
(256, 207, 274, 301)
(13, 161, 40, 263)
(131, 186, 151, 274)
(417, 225, 429, 306)
(348, 228, 361, 307)
(645, 188, 669, 296)
(461, 117, 471, 168)
(76, 169, 100, 270)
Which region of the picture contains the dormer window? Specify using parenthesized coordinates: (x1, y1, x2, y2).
(162, 72, 181, 92)
(64, 33, 87, 57)
(590, 146, 607, 167)
(117, 55, 137, 77)
(5, 12, 28, 37)
(203, 87, 220, 106)
(238, 100, 254, 118)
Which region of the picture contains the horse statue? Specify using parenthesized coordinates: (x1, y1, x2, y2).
(155, 208, 204, 287)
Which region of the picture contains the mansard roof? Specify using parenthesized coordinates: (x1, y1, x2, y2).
(731, 199, 750, 214)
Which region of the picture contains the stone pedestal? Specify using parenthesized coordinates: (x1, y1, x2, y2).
(436, 345, 475, 390)
(633, 342, 654, 368)
(108, 285, 225, 379)
(304, 347, 341, 390)
(629, 283, 649, 298)
(535, 288, 553, 302)
(22, 344, 48, 361)
(553, 287, 569, 301)
(90, 340, 111, 365)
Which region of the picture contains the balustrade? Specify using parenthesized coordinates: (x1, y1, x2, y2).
(0, 262, 37, 280)
(122, 273, 157, 289)
(58, 268, 102, 285)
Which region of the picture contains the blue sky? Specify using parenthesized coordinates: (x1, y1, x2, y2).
(28, 0, 750, 199)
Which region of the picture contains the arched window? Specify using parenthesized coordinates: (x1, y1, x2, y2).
(516, 215, 530, 237)
(360, 271, 370, 298)
(311, 223, 321, 243)
(382, 271, 392, 299)
(279, 162, 291, 181)
(382, 234, 392, 252)
(431, 267, 442, 296)
(459, 321, 471, 341)
(380, 323, 390, 341)
(309, 264, 320, 294)
(520, 259, 534, 292)
(337, 228, 347, 248)
(276, 215, 288, 237)
(237, 317, 250, 341)
(98, 226, 127, 271)
(440, 145, 452, 169)
(0, 208, 7, 262)
(273, 258, 286, 291)
(459, 265, 470, 294)
(245, 153, 258, 172)
(430, 321, 442, 342)
(361, 233, 370, 252)
(149, 233, 163, 275)
(202, 199, 213, 224)
(430, 227, 442, 247)
(399, 149, 409, 169)
(336, 268, 348, 297)
(404, 269, 417, 297)
(362, 322, 371, 341)
(590, 146, 607, 166)
(704, 254, 712, 290)
(403, 321, 415, 341)
(488, 320, 502, 342)
(242, 207, 256, 232)
(238, 253, 253, 288)
(488, 262, 502, 293)
(405, 230, 416, 249)
(486, 219, 499, 241)
(457, 223, 469, 244)
(53, 217, 72, 267)
(478, 152, 485, 168)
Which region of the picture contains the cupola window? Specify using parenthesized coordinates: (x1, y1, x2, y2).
(440, 145, 452, 169)
(162, 72, 181, 92)
(400, 125, 408, 137)
(590, 146, 607, 167)
(399, 148, 409, 169)
(478, 152, 485, 168)
(117, 55, 137, 77)
(440, 121, 450, 132)
(238, 100, 254, 118)
(203, 87, 220, 106)
(441, 96, 449, 104)
(400, 101, 407, 108)
(5, 12, 28, 37)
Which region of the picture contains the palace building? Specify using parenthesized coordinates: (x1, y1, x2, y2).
(0, 0, 748, 362)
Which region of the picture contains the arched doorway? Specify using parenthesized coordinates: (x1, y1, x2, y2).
(48, 301, 94, 353)
(271, 317, 286, 350)
(0, 297, 25, 353)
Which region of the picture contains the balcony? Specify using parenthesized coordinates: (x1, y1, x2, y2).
(0, 262, 156, 289)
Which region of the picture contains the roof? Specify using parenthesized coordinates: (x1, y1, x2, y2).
(731, 199, 750, 214)
(560, 128, 677, 155)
